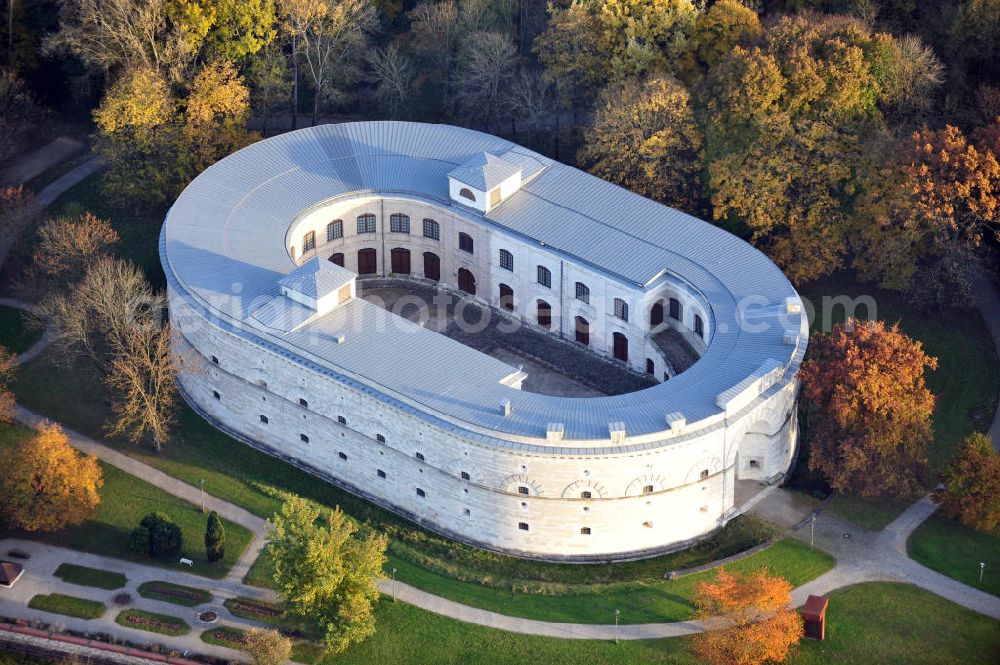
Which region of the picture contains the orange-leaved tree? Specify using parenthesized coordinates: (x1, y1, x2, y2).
(800, 319, 937, 498)
(1, 422, 103, 531)
(0, 345, 15, 423)
(934, 432, 1000, 532)
(692, 567, 803, 665)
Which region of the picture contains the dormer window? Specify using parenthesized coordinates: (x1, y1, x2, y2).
(459, 188, 476, 202)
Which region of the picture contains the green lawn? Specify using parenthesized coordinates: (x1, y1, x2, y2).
(0, 306, 41, 355)
(800, 271, 999, 530)
(287, 582, 1000, 665)
(250, 538, 834, 625)
(0, 423, 252, 579)
(28, 593, 106, 620)
(115, 609, 190, 637)
(0, 653, 56, 665)
(907, 514, 1000, 597)
(53, 563, 126, 590)
(136, 580, 213, 607)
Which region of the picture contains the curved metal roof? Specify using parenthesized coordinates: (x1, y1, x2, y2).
(162, 121, 806, 445)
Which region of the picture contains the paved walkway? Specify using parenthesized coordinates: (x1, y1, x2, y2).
(36, 156, 104, 208)
(3, 137, 84, 185)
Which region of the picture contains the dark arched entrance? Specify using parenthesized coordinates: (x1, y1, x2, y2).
(330, 252, 344, 267)
(390, 248, 411, 274)
(650, 301, 664, 327)
(613, 332, 628, 362)
(423, 252, 440, 281)
(357, 248, 377, 275)
(458, 267, 476, 295)
(536, 299, 552, 329)
(499, 283, 514, 311)
(575, 316, 589, 346)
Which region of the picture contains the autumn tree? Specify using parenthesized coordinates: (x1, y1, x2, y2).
(205, 510, 226, 562)
(280, 0, 379, 125)
(935, 433, 1000, 532)
(532, 0, 604, 110)
(800, 320, 937, 498)
(0, 69, 38, 163)
(247, 41, 292, 136)
(269, 495, 388, 655)
(408, 0, 460, 106)
(367, 42, 414, 118)
(689, 0, 761, 71)
(692, 567, 803, 665)
(579, 76, 702, 212)
(451, 30, 516, 123)
(0, 346, 15, 423)
(869, 33, 944, 119)
(32, 213, 121, 284)
(0, 185, 41, 271)
(244, 627, 292, 665)
(1, 422, 103, 531)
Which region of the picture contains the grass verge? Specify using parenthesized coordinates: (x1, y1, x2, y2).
(115, 609, 190, 637)
(825, 494, 912, 532)
(907, 514, 1000, 598)
(28, 593, 106, 620)
(0, 423, 252, 580)
(53, 563, 126, 590)
(137, 581, 213, 607)
(0, 306, 42, 355)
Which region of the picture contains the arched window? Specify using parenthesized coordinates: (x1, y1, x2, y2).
(327, 220, 343, 241)
(650, 301, 664, 327)
(423, 252, 440, 281)
(695, 314, 704, 338)
(613, 332, 628, 362)
(330, 252, 345, 267)
(499, 283, 514, 311)
(302, 231, 315, 253)
(669, 297, 681, 321)
(423, 218, 440, 240)
(645, 358, 654, 375)
(614, 298, 628, 321)
(458, 268, 476, 295)
(499, 249, 513, 271)
(458, 232, 474, 254)
(389, 213, 410, 233)
(537, 265, 551, 288)
(575, 282, 590, 304)
(357, 213, 376, 234)
(357, 248, 377, 275)
(459, 188, 476, 202)
(575, 316, 590, 346)
(536, 300, 552, 329)
(390, 247, 411, 274)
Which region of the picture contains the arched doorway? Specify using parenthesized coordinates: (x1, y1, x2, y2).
(613, 332, 628, 362)
(499, 283, 514, 311)
(646, 358, 655, 375)
(458, 268, 476, 295)
(650, 301, 664, 327)
(329, 252, 344, 267)
(357, 248, 377, 275)
(536, 299, 552, 329)
(390, 248, 411, 274)
(575, 316, 589, 346)
(423, 252, 440, 281)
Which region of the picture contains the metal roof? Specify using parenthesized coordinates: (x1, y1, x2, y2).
(162, 121, 806, 445)
(447, 151, 522, 191)
(279, 257, 355, 299)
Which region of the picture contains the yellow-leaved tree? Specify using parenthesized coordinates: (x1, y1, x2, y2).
(2, 422, 103, 531)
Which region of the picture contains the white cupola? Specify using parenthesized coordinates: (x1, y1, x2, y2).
(447, 152, 522, 213)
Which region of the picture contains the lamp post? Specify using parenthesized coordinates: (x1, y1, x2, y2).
(810, 515, 816, 550)
(614, 609, 620, 644)
(391, 567, 397, 602)
(980, 562, 986, 584)
(199, 479, 205, 513)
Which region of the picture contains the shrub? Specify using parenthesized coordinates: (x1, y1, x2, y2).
(205, 510, 226, 563)
(132, 512, 183, 558)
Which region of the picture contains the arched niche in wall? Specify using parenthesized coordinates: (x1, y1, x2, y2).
(500, 473, 544, 497)
(561, 479, 607, 499)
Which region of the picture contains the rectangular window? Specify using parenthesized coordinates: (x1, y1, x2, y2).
(580, 527, 591, 535)
(299, 398, 308, 408)
(212, 390, 220, 400)
(518, 486, 529, 495)
(416, 488, 425, 498)
(499, 249, 513, 271)
(695, 315, 704, 338)
(377, 469, 386, 479)
(461, 471, 470, 481)
(327, 220, 343, 241)
(575, 282, 590, 304)
(376, 434, 386, 443)
(490, 188, 501, 207)
(211, 355, 219, 365)
(614, 298, 629, 321)
(537, 266, 551, 288)
(260, 415, 268, 424)
(337, 415, 346, 425)
(302, 231, 315, 253)
(390, 213, 410, 233)
(463, 508, 471, 517)
(300, 433, 309, 443)
(518, 522, 529, 531)
(416, 452, 425, 461)
(357, 214, 376, 234)
(338, 452, 348, 460)
(423, 219, 440, 240)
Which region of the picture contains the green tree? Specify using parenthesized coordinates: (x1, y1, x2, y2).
(689, 0, 761, 71)
(935, 433, 1000, 532)
(136, 512, 183, 557)
(205, 510, 226, 562)
(579, 76, 703, 212)
(269, 496, 387, 655)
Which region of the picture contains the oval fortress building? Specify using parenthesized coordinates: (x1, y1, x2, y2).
(161, 122, 808, 561)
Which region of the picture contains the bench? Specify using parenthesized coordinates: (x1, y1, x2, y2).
(179, 558, 194, 567)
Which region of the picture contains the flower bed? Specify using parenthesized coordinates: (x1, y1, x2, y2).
(137, 581, 212, 607)
(115, 609, 190, 636)
(198, 610, 219, 623)
(223, 597, 283, 625)
(201, 626, 248, 650)
(113, 593, 132, 606)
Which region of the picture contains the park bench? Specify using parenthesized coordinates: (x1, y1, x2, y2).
(179, 558, 194, 567)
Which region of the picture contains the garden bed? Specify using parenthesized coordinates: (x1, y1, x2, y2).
(137, 581, 213, 607)
(53, 563, 126, 590)
(223, 597, 284, 625)
(28, 593, 106, 620)
(200, 626, 247, 649)
(115, 609, 190, 636)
